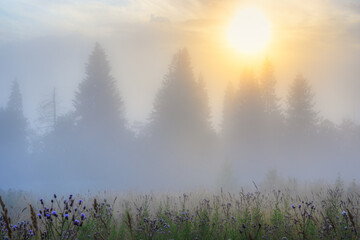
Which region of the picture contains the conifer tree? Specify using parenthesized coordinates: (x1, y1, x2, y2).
(149, 49, 213, 142)
(68, 43, 132, 184)
(0, 80, 28, 184)
(2, 80, 27, 152)
(286, 74, 318, 138)
(233, 69, 265, 147)
(73, 43, 127, 138)
(260, 58, 282, 122)
(147, 48, 215, 167)
(260, 59, 284, 155)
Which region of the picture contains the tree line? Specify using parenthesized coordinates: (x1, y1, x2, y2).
(1, 43, 359, 190)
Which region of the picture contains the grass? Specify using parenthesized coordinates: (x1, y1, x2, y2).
(0, 184, 359, 239)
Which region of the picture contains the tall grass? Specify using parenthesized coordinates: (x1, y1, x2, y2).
(0, 185, 359, 239)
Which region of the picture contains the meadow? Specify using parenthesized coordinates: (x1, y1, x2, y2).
(1, 181, 359, 240)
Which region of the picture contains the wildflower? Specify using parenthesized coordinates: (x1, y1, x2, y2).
(54, 194, 57, 199)
(81, 213, 86, 220)
(74, 220, 80, 226)
(38, 213, 41, 219)
(52, 211, 57, 215)
(342, 211, 347, 216)
(65, 214, 69, 220)
(46, 214, 51, 219)
(345, 226, 348, 230)
(69, 194, 73, 199)
(291, 204, 295, 209)
(40, 198, 44, 205)
(79, 200, 83, 205)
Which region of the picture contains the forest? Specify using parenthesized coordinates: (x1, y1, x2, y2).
(1, 43, 359, 192)
(2, 0, 360, 238)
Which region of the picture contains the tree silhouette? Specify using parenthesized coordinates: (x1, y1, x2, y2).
(149, 49, 214, 144)
(38, 43, 133, 187)
(0, 80, 28, 185)
(286, 74, 318, 138)
(1, 80, 27, 153)
(260, 58, 282, 124)
(260, 59, 284, 158)
(233, 69, 265, 152)
(74, 43, 127, 137)
(145, 48, 216, 183)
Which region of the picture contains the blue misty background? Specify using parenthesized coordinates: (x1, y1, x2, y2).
(1, 0, 360, 193)
(1, 42, 360, 193)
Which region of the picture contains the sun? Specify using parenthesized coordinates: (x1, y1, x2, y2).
(226, 7, 272, 55)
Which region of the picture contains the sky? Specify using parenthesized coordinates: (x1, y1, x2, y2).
(1, 0, 360, 131)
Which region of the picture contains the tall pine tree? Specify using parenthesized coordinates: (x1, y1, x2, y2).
(74, 43, 127, 138)
(148, 49, 214, 143)
(70, 43, 132, 185)
(0, 80, 28, 186)
(260, 58, 282, 123)
(286, 74, 318, 138)
(2, 80, 27, 153)
(146, 48, 215, 175)
(233, 69, 265, 150)
(260, 59, 284, 157)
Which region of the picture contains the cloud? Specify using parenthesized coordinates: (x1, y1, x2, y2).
(150, 14, 170, 24)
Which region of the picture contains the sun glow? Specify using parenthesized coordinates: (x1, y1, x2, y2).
(227, 7, 272, 55)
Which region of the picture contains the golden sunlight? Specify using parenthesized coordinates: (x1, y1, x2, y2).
(226, 7, 271, 55)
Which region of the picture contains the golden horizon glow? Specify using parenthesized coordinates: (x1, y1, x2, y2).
(226, 7, 272, 55)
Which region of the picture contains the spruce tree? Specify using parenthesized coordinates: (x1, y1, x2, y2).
(286, 74, 318, 138)
(70, 43, 131, 185)
(3, 80, 27, 152)
(260, 58, 282, 122)
(73, 43, 127, 138)
(149, 49, 213, 141)
(147, 49, 215, 166)
(233, 69, 265, 148)
(0, 80, 28, 185)
(260, 59, 284, 156)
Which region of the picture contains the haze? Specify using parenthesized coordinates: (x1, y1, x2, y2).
(1, 0, 360, 193)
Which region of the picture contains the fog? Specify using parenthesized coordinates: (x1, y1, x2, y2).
(1, 0, 360, 194)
